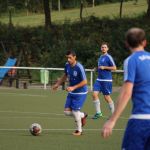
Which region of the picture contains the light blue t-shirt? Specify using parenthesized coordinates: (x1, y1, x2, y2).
(124, 50, 150, 114)
(64, 62, 88, 94)
(97, 53, 116, 81)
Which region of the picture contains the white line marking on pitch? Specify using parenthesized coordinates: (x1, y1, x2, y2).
(0, 92, 47, 97)
(0, 128, 125, 131)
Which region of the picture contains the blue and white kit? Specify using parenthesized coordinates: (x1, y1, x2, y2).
(64, 62, 88, 110)
(122, 50, 150, 150)
(93, 54, 116, 95)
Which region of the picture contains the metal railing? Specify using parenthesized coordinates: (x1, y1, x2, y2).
(0, 66, 124, 90)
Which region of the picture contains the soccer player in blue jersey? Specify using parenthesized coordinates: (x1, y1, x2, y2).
(52, 50, 88, 136)
(92, 42, 116, 119)
(101, 28, 150, 150)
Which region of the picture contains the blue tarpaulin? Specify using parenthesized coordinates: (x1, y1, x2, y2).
(0, 57, 17, 81)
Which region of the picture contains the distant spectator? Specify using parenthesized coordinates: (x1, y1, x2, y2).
(8, 66, 16, 87)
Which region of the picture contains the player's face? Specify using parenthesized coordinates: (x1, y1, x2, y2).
(101, 44, 109, 54)
(66, 54, 76, 66)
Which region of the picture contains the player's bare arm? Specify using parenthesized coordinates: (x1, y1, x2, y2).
(98, 66, 116, 71)
(101, 81, 133, 138)
(52, 74, 67, 90)
(66, 79, 87, 92)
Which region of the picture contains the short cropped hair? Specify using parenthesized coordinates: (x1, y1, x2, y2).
(125, 28, 146, 48)
(66, 50, 76, 56)
(101, 42, 109, 47)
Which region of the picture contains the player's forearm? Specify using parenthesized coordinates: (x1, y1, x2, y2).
(110, 66, 117, 71)
(109, 82, 133, 123)
(55, 74, 67, 86)
(73, 80, 87, 90)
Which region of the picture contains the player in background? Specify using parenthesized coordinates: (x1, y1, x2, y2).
(92, 42, 116, 119)
(52, 50, 88, 136)
(101, 28, 150, 149)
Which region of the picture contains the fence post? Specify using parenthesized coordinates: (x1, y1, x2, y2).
(90, 70, 93, 91)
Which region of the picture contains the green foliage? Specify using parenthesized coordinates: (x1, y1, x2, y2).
(9, 0, 26, 9)
(0, 0, 8, 12)
(0, 16, 150, 68)
(0, 0, 133, 13)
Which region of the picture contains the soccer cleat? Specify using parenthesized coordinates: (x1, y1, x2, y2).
(92, 112, 103, 119)
(72, 130, 82, 136)
(81, 112, 88, 127)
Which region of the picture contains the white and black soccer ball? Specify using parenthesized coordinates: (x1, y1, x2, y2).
(29, 123, 42, 136)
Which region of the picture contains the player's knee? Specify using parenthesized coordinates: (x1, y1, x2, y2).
(64, 111, 72, 116)
(104, 95, 112, 102)
(92, 93, 98, 100)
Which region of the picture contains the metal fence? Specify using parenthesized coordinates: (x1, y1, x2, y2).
(0, 66, 123, 90)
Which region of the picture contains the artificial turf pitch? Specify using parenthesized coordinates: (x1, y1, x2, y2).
(0, 88, 131, 150)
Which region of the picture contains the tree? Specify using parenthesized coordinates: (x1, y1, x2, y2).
(43, 0, 52, 28)
(58, 0, 60, 11)
(80, 0, 83, 22)
(120, 0, 124, 18)
(147, 0, 150, 17)
(92, 0, 95, 8)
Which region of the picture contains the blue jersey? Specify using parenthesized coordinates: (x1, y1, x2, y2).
(124, 50, 150, 114)
(64, 62, 88, 94)
(97, 54, 116, 81)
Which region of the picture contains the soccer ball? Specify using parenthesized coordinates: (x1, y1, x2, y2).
(29, 123, 42, 136)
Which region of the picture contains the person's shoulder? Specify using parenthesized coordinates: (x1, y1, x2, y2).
(124, 54, 132, 62)
(65, 62, 70, 68)
(76, 62, 85, 70)
(106, 53, 111, 56)
(124, 51, 150, 65)
(98, 56, 102, 60)
(106, 54, 115, 62)
(124, 53, 136, 66)
(137, 51, 150, 60)
(76, 62, 83, 67)
(144, 50, 150, 55)
(65, 62, 69, 65)
(131, 51, 147, 59)
(106, 53, 113, 58)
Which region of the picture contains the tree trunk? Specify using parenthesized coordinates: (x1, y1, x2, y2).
(93, 0, 95, 8)
(80, 0, 83, 22)
(43, 0, 51, 28)
(147, 0, 150, 17)
(58, 0, 60, 11)
(120, 0, 124, 18)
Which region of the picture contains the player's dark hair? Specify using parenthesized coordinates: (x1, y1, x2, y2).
(125, 28, 146, 48)
(66, 50, 76, 56)
(101, 42, 109, 48)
